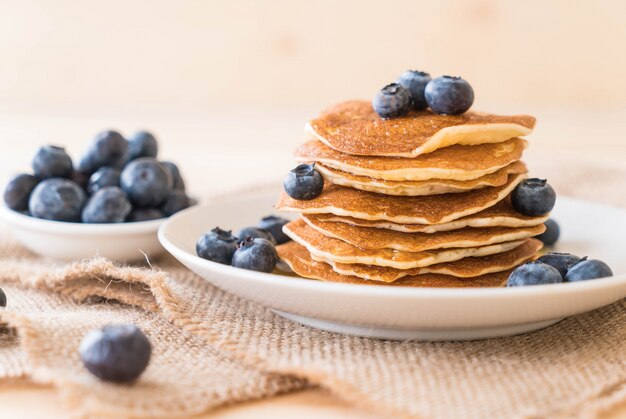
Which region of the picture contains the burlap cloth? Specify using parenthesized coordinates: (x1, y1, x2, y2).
(0, 158, 625, 418)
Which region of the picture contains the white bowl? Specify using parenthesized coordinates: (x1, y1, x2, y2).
(0, 206, 165, 262)
(158, 187, 626, 341)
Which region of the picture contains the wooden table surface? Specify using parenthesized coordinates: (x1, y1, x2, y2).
(0, 106, 625, 418)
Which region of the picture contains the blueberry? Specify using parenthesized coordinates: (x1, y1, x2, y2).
(127, 131, 158, 161)
(565, 259, 613, 282)
(79, 324, 151, 383)
(231, 237, 278, 273)
(396, 70, 431, 111)
(237, 227, 276, 244)
(4, 174, 39, 211)
(127, 208, 165, 222)
(160, 190, 190, 217)
(32, 145, 73, 179)
(537, 252, 582, 277)
(196, 227, 239, 265)
(257, 215, 291, 245)
(372, 83, 413, 118)
(77, 130, 128, 174)
(424, 76, 474, 115)
(82, 187, 132, 223)
(88, 167, 121, 194)
(536, 219, 560, 246)
(283, 163, 324, 201)
(511, 178, 556, 216)
(29, 178, 86, 222)
(161, 161, 185, 191)
(507, 261, 563, 287)
(70, 170, 90, 190)
(0, 287, 6, 307)
(120, 158, 173, 207)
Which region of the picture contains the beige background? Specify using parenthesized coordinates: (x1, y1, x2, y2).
(1, 0, 626, 110)
(0, 1, 625, 417)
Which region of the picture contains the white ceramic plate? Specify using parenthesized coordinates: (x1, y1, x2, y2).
(159, 187, 626, 341)
(0, 206, 165, 262)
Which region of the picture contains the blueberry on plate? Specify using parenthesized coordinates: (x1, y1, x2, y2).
(257, 215, 291, 244)
(29, 178, 86, 222)
(161, 190, 190, 217)
(537, 252, 582, 277)
(127, 208, 165, 222)
(196, 227, 239, 265)
(506, 261, 563, 287)
(0, 287, 6, 307)
(3, 173, 39, 211)
(32, 145, 73, 179)
(79, 324, 151, 383)
(511, 178, 556, 216)
(88, 167, 121, 195)
(82, 187, 132, 223)
(283, 163, 324, 201)
(120, 158, 173, 208)
(424, 76, 474, 115)
(564, 259, 613, 282)
(231, 237, 278, 273)
(237, 226, 276, 244)
(396, 70, 431, 111)
(536, 218, 560, 246)
(127, 131, 158, 162)
(77, 130, 128, 174)
(372, 83, 413, 119)
(161, 161, 186, 191)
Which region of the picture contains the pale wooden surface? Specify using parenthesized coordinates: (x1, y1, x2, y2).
(0, 108, 624, 417)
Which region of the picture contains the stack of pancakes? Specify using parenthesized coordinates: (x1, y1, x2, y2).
(276, 100, 548, 288)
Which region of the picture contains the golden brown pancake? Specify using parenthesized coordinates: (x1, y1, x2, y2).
(277, 241, 508, 287)
(316, 161, 527, 196)
(302, 214, 545, 252)
(307, 100, 535, 157)
(315, 239, 542, 282)
(283, 219, 525, 269)
(312, 198, 548, 233)
(295, 138, 527, 181)
(276, 173, 526, 225)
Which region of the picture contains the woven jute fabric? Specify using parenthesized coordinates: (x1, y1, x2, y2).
(0, 159, 624, 418)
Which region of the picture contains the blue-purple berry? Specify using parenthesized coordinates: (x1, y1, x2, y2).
(79, 324, 151, 383)
(283, 163, 324, 201)
(396, 70, 431, 111)
(425, 76, 474, 115)
(4, 173, 39, 211)
(372, 83, 413, 118)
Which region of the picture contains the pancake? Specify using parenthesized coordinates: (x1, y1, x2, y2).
(315, 239, 542, 282)
(307, 100, 535, 157)
(295, 138, 527, 181)
(312, 198, 548, 233)
(302, 214, 545, 252)
(283, 219, 525, 269)
(276, 173, 526, 225)
(277, 241, 509, 288)
(316, 161, 527, 196)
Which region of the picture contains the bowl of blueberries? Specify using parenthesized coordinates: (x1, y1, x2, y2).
(1, 130, 194, 262)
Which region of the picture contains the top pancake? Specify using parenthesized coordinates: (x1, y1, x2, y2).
(276, 172, 526, 225)
(295, 138, 527, 181)
(277, 241, 509, 288)
(307, 100, 535, 157)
